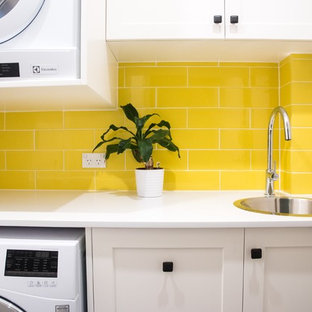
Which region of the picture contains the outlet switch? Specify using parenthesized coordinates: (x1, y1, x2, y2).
(82, 153, 106, 168)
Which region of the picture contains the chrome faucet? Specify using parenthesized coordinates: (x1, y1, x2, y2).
(265, 106, 291, 196)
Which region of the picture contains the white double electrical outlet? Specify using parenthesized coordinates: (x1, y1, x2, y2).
(82, 153, 106, 168)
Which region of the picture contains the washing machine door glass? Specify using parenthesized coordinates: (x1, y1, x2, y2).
(0, 298, 25, 312)
(0, 0, 45, 44)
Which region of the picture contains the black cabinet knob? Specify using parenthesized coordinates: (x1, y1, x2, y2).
(230, 15, 239, 24)
(251, 248, 262, 259)
(214, 15, 222, 24)
(162, 262, 173, 272)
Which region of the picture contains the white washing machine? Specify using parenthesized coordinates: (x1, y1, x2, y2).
(0, 227, 86, 312)
(0, 0, 80, 81)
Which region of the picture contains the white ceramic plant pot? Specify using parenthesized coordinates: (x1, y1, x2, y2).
(135, 168, 164, 198)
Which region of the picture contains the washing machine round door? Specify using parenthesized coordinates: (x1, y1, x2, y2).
(0, 0, 45, 44)
(0, 298, 25, 312)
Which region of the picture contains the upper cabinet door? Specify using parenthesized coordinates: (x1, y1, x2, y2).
(106, 0, 224, 40)
(226, 0, 312, 39)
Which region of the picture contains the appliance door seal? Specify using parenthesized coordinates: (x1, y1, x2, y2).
(0, 297, 25, 312)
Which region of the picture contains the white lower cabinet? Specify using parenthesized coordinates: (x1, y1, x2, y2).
(92, 228, 244, 312)
(244, 228, 312, 312)
(91, 227, 312, 312)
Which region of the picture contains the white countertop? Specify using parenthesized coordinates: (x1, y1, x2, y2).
(0, 190, 312, 228)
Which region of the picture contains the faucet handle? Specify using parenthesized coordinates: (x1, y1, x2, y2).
(272, 160, 279, 181)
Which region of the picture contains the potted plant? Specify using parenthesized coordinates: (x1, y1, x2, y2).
(93, 103, 180, 197)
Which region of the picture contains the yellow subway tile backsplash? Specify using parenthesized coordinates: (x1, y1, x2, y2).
(291, 83, 312, 104)
(283, 128, 312, 150)
(221, 171, 265, 190)
(171, 129, 219, 149)
(0, 171, 35, 189)
(157, 88, 218, 107)
(189, 67, 249, 87)
(36, 171, 95, 190)
(118, 88, 155, 108)
(189, 108, 249, 128)
(250, 108, 276, 128)
(282, 172, 312, 194)
(250, 68, 278, 87)
(64, 111, 123, 129)
(118, 67, 125, 87)
(96, 170, 135, 190)
(289, 105, 312, 127)
(6, 151, 63, 170)
(220, 88, 277, 108)
(291, 59, 312, 82)
(0, 152, 4, 170)
(0, 114, 4, 130)
(0, 131, 34, 150)
(220, 62, 277, 68)
(125, 67, 187, 87)
(282, 150, 312, 172)
(251, 150, 279, 170)
(164, 171, 219, 190)
(36, 130, 94, 150)
(6, 112, 63, 130)
(189, 150, 250, 170)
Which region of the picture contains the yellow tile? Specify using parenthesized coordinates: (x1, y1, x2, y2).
(118, 88, 155, 108)
(171, 129, 219, 149)
(96, 170, 135, 190)
(283, 151, 312, 172)
(250, 68, 278, 87)
(36, 130, 94, 150)
(64, 110, 123, 129)
(220, 88, 278, 108)
(252, 150, 279, 170)
(188, 108, 249, 128)
(280, 85, 291, 107)
(279, 55, 292, 67)
(283, 128, 312, 150)
(118, 67, 125, 87)
(220, 129, 267, 149)
(220, 62, 277, 67)
(251, 109, 275, 128)
(125, 150, 186, 170)
(64, 151, 125, 170)
(0, 152, 4, 169)
(291, 83, 312, 104)
(280, 61, 292, 86)
(125, 67, 187, 87)
(119, 62, 156, 67)
(289, 105, 312, 127)
(0, 113, 4, 130)
(6, 112, 63, 130)
(0, 171, 35, 189)
(291, 59, 312, 82)
(157, 88, 218, 107)
(7, 151, 63, 170)
(284, 173, 312, 194)
(189, 150, 250, 170)
(221, 171, 265, 190)
(189, 67, 249, 87)
(164, 171, 219, 190)
(36, 171, 95, 190)
(0, 131, 34, 150)
(290, 54, 312, 60)
(125, 108, 187, 129)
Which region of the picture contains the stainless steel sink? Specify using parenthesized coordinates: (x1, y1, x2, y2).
(234, 196, 312, 216)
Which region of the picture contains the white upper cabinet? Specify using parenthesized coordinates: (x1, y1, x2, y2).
(226, 0, 312, 39)
(106, 0, 224, 40)
(107, 0, 312, 41)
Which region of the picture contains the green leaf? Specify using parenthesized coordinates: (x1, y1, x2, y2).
(158, 138, 181, 158)
(92, 141, 105, 152)
(135, 113, 159, 131)
(101, 124, 135, 140)
(138, 139, 153, 163)
(147, 129, 170, 143)
(117, 138, 132, 154)
(105, 144, 119, 159)
(131, 148, 143, 163)
(144, 120, 172, 139)
(121, 103, 139, 123)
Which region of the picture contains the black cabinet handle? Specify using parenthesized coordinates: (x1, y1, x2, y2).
(214, 15, 222, 24)
(230, 15, 239, 24)
(162, 262, 173, 272)
(251, 248, 262, 259)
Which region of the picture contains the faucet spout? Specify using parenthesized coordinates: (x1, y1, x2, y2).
(265, 106, 291, 196)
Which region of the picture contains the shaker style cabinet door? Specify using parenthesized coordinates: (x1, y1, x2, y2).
(226, 0, 312, 39)
(92, 228, 243, 312)
(244, 228, 312, 312)
(106, 0, 224, 40)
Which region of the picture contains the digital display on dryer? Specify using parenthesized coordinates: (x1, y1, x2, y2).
(0, 63, 20, 77)
(5, 249, 58, 277)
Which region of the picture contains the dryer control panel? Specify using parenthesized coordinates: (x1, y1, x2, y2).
(5, 249, 58, 278)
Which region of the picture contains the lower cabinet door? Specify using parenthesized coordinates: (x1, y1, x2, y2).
(92, 228, 244, 312)
(244, 228, 312, 312)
